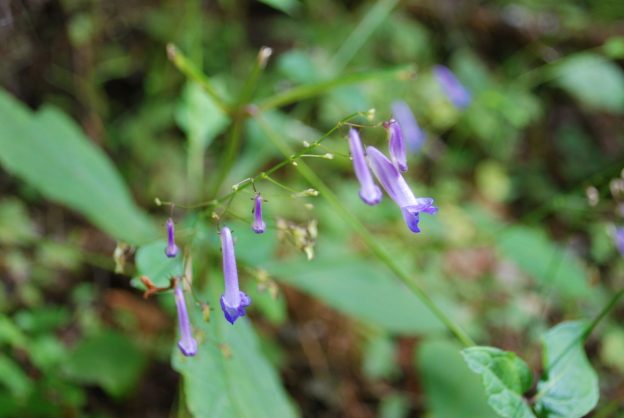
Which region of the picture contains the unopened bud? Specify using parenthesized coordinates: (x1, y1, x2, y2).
(258, 46, 273, 69)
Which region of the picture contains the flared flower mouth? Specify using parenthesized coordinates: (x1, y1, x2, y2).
(220, 291, 252, 324)
(367, 146, 438, 233)
(401, 200, 438, 233)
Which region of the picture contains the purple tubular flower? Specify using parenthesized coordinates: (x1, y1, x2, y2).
(384, 119, 407, 172)
(165, 218, 179, 258)
(391, 101, 425, 152)
(349, 128, 382, 205)
(174, 281, 198, 356)
(615, 227, 624, 256)
(433, 65, 471, 109)
(252, 193, 266, 234)
(366, 146, 438, 233)
(219, 227, 251, 324)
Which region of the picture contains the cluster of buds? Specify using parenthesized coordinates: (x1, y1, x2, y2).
(158, 212, 264, 356)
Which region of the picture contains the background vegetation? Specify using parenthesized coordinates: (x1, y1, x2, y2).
(1, 0, 624, 417)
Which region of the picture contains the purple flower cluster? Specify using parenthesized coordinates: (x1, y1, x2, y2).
(162, 219, 198, 357)
(163, 220, 255, 357)
(349, 103, 437, 233)
(161, 101, 439, 356)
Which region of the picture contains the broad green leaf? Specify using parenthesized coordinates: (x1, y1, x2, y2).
(0, 90, 156, 245)
(497, 227, 590, 299)
(172, 280, 299, 418)
(550, 53, 624, 113)
(417, 339, 498, 418)
(535, 321, 598, 418)
(245, 284, 287, 325)
(133, 240, 184, 288)
(268, 257, 444, 335)
(462, 346, 536, 418)
(200, 221, 445, 335)
(214, 224, 444, 336)
(175, 81, 229, 150)
(0, 315, 27, 348)
(63, 330, 147, 398)
(0, 356, 33, 400)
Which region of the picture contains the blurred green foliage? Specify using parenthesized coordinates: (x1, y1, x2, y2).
(0, 0, 624, 417)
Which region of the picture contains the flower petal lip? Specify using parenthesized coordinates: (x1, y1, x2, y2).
(348, 128, 382, 205)
(391, 101, 425, 152)
(174, 281, 198, 356)
(433, 65, 471, 108)
(220, 226, 251, 324)
(384, 119, 408, 172)
(366, 146, 438, 233)
(220, 291, 251, 324)
(252, 193, 266, 234)
(165, 218, 179, 258)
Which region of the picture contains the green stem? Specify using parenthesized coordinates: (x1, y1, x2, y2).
(330, 0, 400, 73)
(180, 112, 364, 210)
(187, 139, 205, 199)
(167, 43, 232, 114)
(254, 112, 475, 348)
(582, 288, 624, 340)
(209, 47, 273, 197)
(257, 65, 415, 111)
(209, 115, 245, 197)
